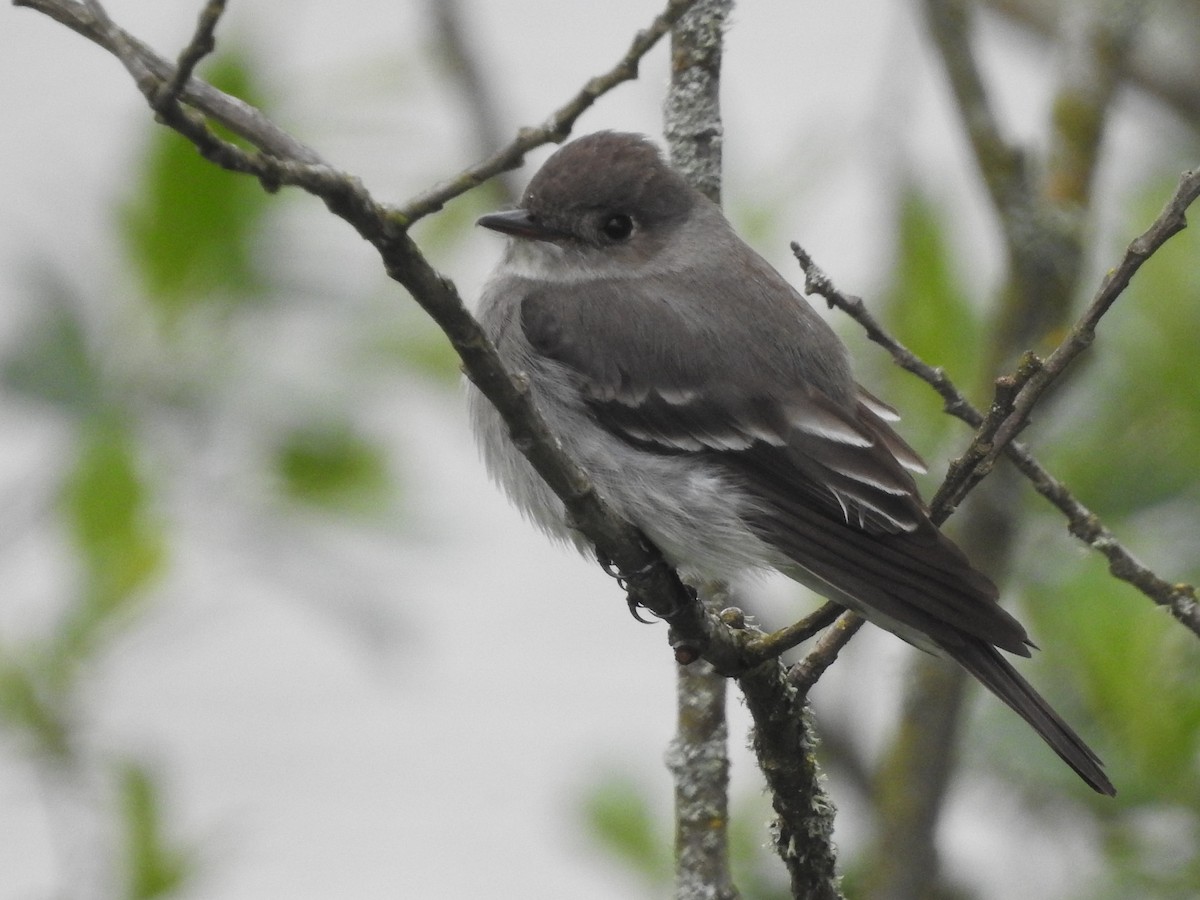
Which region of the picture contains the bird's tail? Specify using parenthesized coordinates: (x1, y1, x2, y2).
(939, 637, 1116, 796)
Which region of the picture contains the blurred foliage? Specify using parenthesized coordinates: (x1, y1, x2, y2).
(1025, 562, 1200, 802)
(884, 188, 984, 393)
(579, 172, 1200, 897)
(1042, 176, 1200, 517)
(61, 416, 165, 645)
(367, 303, 463, 384)
(121, 52, 271, 318)
(119, 762, 193, 900)
(579, 769, 790, 899)
(0, 650, 72, 760)
(581, 771, 673, 888)
(880, 186, 985, 455)
(0, 267, 103, 413)
(0, 41, 411, 899)
(274, 420, 390, 512)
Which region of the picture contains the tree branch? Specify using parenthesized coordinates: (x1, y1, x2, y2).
(920, 0, 1027, 234)
(741, 601, 844, 664)
(158, 0, 225, 108)
(16, 0, 327, 163)
(738, 667, 842, 900)
(426, 0, 519, 205)
(936, 167, 1200, 513)
(668, 657, 738, 900)
(788, 613, 865, 695)
(396, 0, 703, 224)
(985, 0, 1200, 128)
(663, 5, 843, 895)
(661, 4, 741, 899)
(792, 235, 1200, 640)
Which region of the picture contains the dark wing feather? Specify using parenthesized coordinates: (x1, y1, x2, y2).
(519, 268, 1114, 795)
(516, 255, 1113, 796)
(519, 270, 1026, 650)
(943, 637, 1115, 795)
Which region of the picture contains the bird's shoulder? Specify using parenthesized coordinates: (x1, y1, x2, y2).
(517, 247, 851, 404)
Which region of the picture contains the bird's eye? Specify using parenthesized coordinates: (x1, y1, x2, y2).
(600, 213, 634, 242)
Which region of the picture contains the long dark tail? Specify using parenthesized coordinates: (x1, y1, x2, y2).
(939, 637, 1115, 795)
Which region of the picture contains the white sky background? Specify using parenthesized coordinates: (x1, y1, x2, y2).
(0, 1, 1187, 898)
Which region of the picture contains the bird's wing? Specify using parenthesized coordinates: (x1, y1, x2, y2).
(519, 271, 1030, 654)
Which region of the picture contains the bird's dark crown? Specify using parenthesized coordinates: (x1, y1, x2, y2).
(520, 131, 697, 234)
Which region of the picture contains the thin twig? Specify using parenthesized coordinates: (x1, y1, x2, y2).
(742, 601, 844, 665)
(158, 0, 225, 108)
(396, 0, 703, 224)
(15, 0, 327, 163)
(17, 0, 739, 645)
(936, 168, 1200, 513)
(427, 0, 518, 205)
(792, 236, 1200, 640)
(788, 614, 866, 695)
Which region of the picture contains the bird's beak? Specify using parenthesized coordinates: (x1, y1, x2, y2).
(476, 208, 563, 241)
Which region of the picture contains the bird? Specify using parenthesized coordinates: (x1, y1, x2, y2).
(467, 130, 1114, 796)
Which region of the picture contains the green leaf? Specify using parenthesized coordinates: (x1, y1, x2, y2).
(579, 772, 671, 886)
(121, 51, 271, 317)
(119, 762, 192, 899)
(0, 654, 70, 759)
(274, 421, 389, 512)
(60, 417, 165, 651)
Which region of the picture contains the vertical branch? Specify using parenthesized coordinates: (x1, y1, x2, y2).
(662, 4, 738, 899)
(667, 653, 738, 900)
(665, 5, 843, 899)
(740, 667, 842, 900)
(664, 0, 728, 205)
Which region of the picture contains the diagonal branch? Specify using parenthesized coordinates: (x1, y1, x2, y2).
(396, 0, 703, 224)
(17, 0, 327, 163)
(935, 168, 1200, 512)
(17, 0, 811, 678)
(791, 237, 1200, 641)
(16, 4, 861, 897)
